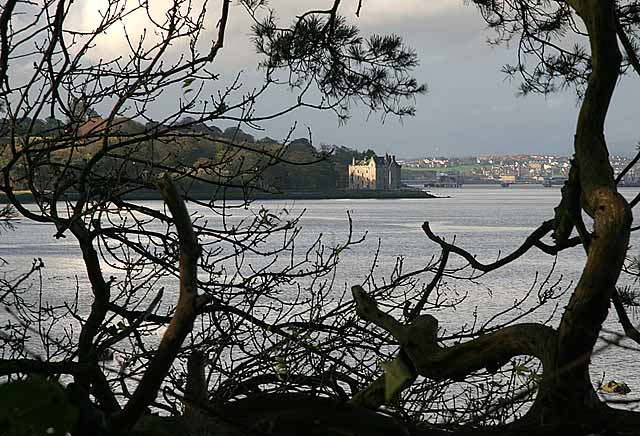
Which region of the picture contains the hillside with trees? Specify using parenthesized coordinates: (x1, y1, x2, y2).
(1, 113, 378, 194)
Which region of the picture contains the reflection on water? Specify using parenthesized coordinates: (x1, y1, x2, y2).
(1, 185, 640, 398)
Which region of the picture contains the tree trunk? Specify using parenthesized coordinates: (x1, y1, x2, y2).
(111, 176, 204, 432)
(532, 0, 631, 425)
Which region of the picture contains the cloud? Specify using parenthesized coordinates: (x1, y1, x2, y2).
(72, 0, 217, 61)
(236, 0, 457, 22)
(355, 0, 465, 23)
(64, 1, 472, 67)
(10, 1, 640, 156)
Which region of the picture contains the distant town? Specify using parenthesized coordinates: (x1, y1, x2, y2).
(396, 154, 640, 187)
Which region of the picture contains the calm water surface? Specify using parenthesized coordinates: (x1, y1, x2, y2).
(2, 185, 640, 398)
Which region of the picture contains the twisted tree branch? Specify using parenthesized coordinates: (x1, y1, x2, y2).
(112, 175, 203, 431)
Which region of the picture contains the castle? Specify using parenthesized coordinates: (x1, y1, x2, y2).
(348, 154, 401, 190)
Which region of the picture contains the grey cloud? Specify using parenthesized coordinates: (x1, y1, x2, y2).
(234, 2, 640, 157)
(10, 1, 640, 157)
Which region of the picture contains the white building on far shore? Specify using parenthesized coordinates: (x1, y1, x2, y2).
(348, 154, 401, 190)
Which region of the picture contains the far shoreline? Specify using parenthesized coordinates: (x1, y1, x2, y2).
(1, 188, 440, 204)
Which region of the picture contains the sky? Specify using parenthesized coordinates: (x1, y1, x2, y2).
(17, 0, 640, 158)
(213, 0, 639, 158)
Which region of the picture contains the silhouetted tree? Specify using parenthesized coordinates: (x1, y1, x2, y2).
(346, 1, 640, 435)
(0, 1, 424, 435)
(5, 0, 639, 435)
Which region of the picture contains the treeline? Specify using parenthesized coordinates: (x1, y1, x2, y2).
(1, 115, 377, 193)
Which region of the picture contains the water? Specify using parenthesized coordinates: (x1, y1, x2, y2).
(1, 185, 640, 404)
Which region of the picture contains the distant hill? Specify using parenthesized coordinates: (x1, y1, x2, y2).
(1, 115, 383, 193)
